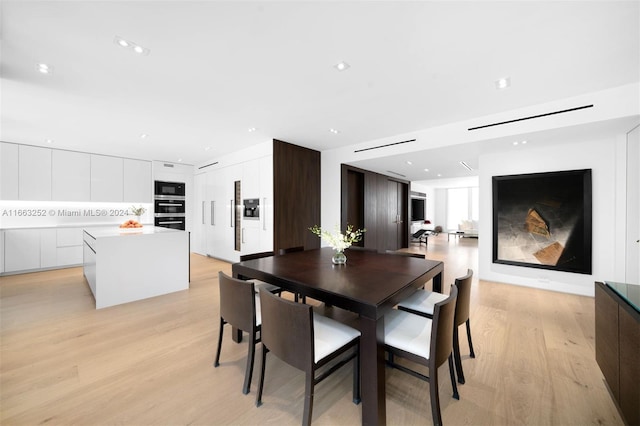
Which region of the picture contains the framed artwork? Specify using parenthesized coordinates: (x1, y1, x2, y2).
(492, 169, 592, 274)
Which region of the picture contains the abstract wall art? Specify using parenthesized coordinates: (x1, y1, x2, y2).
(492, 169, 592, 274)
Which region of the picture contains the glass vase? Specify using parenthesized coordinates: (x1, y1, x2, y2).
(332, 250, 347, 265)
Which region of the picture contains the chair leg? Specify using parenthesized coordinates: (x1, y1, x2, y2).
(353, 343, 361, 404)
(448, 354, 459, 400)
(429, 363, 442, 426)
(214, 318, 225, 367)
(453, 327, 465, 384)
(303, 372, 314, 426)
(466, 319, 476, 358)
(256, 346, 268, 407)
(243, 330, 257, 395)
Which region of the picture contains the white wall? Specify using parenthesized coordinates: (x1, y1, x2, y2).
(321, 83, 638, 295)
(478, 137, 620, 296)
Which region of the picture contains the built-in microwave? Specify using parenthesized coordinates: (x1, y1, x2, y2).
(154, 180, 185, 198)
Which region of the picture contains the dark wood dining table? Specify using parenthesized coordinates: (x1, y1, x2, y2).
(232, 247, 444, 426)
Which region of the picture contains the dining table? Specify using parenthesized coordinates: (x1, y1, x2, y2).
(232, 247, 444, 425)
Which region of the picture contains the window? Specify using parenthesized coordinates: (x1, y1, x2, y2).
(446, 187, 479, 230)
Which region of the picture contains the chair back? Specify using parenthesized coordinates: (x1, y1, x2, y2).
(278, 246, 304, 255)
(259, 290, 313, 372)
(430, 284, 458, 368)
(218, 271, 257, 333)
(240, 251, 275, 261)
(454, 269, 473, 327)
(384, 250, 426, 259)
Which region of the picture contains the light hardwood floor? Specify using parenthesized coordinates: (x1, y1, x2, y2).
(0, 234, 623, 425)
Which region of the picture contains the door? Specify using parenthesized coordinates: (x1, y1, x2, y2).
(387, 180, 408, 250)
(626, 125, 640, 284)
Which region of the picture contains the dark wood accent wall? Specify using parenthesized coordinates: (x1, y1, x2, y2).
(341, 164, 409, 252)
(273, 140, 321, 253)
(595, 281, 640, 426)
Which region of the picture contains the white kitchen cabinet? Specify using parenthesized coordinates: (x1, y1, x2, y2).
(40, 228, 58, 268)
(1, 142, 19, 200)
(56, 227, 84, 266)
(124, 158, 152, 202)
(259, 155, 274, 251)
(91, 154, 123, 201)
(0, 231, 5, 273)
(4, 229, 41, 272)
(52, 149, 91, 201)
(19, 145, 52, 201)
(242, 158, 261, 200)
(192, 172, 208, 255)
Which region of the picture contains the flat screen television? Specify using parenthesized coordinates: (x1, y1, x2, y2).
(411, 198, 425, 222)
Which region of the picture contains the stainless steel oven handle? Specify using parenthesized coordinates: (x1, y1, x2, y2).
(158, 221, 183, 225)
(158, 202, 183, 207)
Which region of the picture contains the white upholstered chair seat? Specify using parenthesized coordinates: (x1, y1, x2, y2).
(251, 279, 281, 295)
(397, 289, 448, 316)
(384, 309, 432, 360)
(313, 314, 361, 363)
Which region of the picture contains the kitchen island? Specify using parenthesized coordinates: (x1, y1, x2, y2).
(83, 226, 189, 309)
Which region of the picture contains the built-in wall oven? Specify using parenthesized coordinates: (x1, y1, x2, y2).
(154, 180, 186, 230)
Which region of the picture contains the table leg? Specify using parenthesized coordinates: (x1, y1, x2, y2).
(432, 270, 443, 293)
(359, 315, 386, 426)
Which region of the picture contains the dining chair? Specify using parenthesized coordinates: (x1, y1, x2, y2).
(214, 271, 262, 395)
(384, 285, 459, 426)
(239, 251, 281, 295)
(278, 246, 305, 302)
(397, 269, 475, 384)
(256, 290, 361, 426)
(384, 250, 426, 259)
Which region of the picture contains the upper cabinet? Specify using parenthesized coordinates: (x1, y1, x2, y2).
(0, 143, 152, 203)
(0, 142, 19, 200)
(90, 154, 124, 202)
(52, 150, 91, 201)
(19, 145, 52, 201)
(124, 159, 152, 202)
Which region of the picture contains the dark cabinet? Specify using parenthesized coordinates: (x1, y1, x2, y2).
(341, 164, 409, 252)
(595, 281, 640, 425)
(273, 140, 321, 253)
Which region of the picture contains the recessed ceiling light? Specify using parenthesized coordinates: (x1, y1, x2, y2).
(495, 77, 511, 90)
(329, 128, 340, 134)
(45, 138, 53, 144)
(513, 141, 519, 146)
(177, 158, 183, 163)
(334, 61, 350, 71)
(204, 146, 211, 151)
(406, 161, 413, 165)
(437, 174, 442, 177)
(140, 133, 148, 139)
(248, 127, 257, 132)
(37, 63, 52, 74)
(424, 168, 429, 172)
(114, 36, 150, 56)
(521, 140, 527, 144)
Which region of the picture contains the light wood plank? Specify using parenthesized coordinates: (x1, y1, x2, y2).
(0, 235, 624, 425)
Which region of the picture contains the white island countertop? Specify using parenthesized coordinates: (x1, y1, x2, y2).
(84, 225, 181, 238)
(83, 226, 189, 309)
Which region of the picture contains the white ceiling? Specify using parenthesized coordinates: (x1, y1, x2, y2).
(2, 1, 639, 182)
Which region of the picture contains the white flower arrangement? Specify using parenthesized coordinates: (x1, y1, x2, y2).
(130, 205, 146, 216)
(309, 224, 365, 252)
